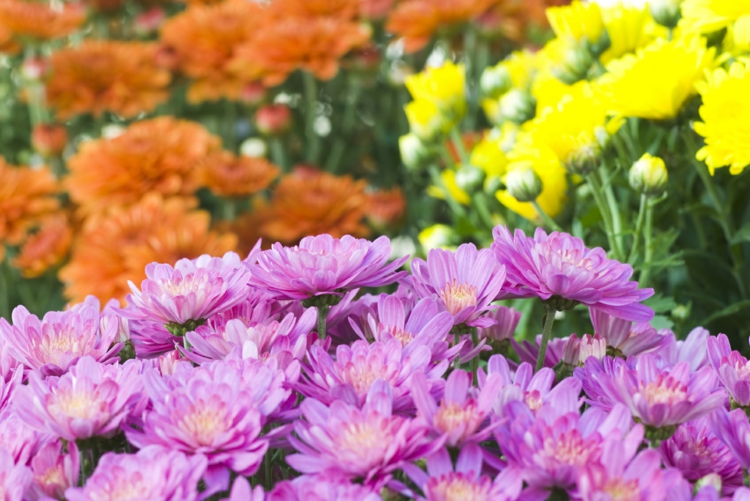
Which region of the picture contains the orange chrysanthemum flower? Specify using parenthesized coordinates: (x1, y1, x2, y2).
(160, 0, 262, 103)
(199, 151, 280, 198)
(216, 209, 267, 257)
(232, 16, 370, 86)
(65, 117, 221, 216)
(259, 168, 370, 245)
(13, 212, 72, 278)
(0, 159, 59, 248)
(0, 0, 84, 50)
(46, 40, 171, 119)
(60, 194, 237, 304)
(359, 0, 395, 19)
(272, 0, 360, 19)
(478, 0, 563, 42)
(386, 0, 496, 53)
(367, 187, 406, 228)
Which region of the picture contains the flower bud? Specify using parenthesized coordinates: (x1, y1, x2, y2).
(399, 133, 437, 170)
(565, 144, 600, 175)
(240, 137, 267, 158)
(497, 89, 536, 124)
(505, 165, 542, 203)
(480, 64, 512, 99)
(31, 124, 67, 157)
(21, 57, 49, 81)
(551, 41, 594, 85)
(255, 104, 291, 136)
(649, 0, 682, 29)
(454, 165, 486, 193)
(404, 99, 447, 141)
(418, 224, 459, 252)
(629, 153, 668, 197)
(134, 7, 166, 36)
(563, 333, 607, 366)
(240, 82, 266, 106)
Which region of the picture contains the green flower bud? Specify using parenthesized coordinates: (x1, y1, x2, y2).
(498, 88, 536, 125)
(399, 133, 437, 171)
(551, 40, 594, 85)
(505, 165, 543, 203)
(454, 165, 486, 193)
(649, 0, 682, 29)
(629, 153, 668, 197)
(480, 64, 513, 99)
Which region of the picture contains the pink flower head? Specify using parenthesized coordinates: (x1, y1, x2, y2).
(660, 419, 743, 495)
(411, 369, 500, 448)
(267, 473, 381, 501)
(65, 446, 207, 501)
(411, 243, 506, 328)
(0, 408, 52, 466)
(710, 408, 750, 469)
(27, 441, 80, 501)
(661, 327, 710, 371)
(478, 355, 561, 416)
(512, 334, 568, 369)
(562, 333, 607, 367)
(297, 338, 447, 411)
(248, 235, 408, 300)
(0, 448, 32, 501)
(708, 333, 750, 408)
(576, 354, 726, 432)
(0, 296, 122, 376)
(478, 305, 521, 343)
(13, 357, 145, 442)
(222, 477, 265, 501)
(126, 358, 290, 477)
(124, 252, 251, 327)
(590, 308, 670, 357)
(403, 445, 522, 501)
(492, 226, 654, 322)
(287, 380, 445, 484)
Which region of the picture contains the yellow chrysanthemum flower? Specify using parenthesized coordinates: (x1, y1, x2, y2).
(725, 15, 750, 52)
(470, 134, 509, 178)
(404, 99, 449, 141)
(531, 68, 576, 111)
(681, 0, 750, 34)
(547, 0, 605, 44)
(598, 36, 715, 120)
(405, 61, 466, 119)
(427, 169, 470, 205)
(418, 224, 459, 253)
(694, 60, 750, 175)
(600, 4, 668, 64)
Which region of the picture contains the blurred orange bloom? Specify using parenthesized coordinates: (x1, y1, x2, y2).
(0, 159, 59, 248)
(359, 0, 395, 20)
(60, 194, 237, 304)
(479, 0, 563, 42)
(217, 209, 267, 257)
(386, 0, 496, 53)
(367, 187, 406, 229)
(46, 40, 171, 120)
(273, 0, 359, 19)
(31, 123, 68, 157)
(0, 0, 84, 51)
(232, 16, 370, 86)
(199, 151, 280, 198)
(160, 0, 262, 103)
(13, 212, 72, 278)
(259, 169, 370, 245)
(65, 117, 221, 216)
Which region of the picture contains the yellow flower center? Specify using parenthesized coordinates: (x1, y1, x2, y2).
(434, 401, 481, 438)
(525, 390, 543, 412)
(178, 401, 231, 446)
(39, 326, 85, 364)
(160, 275, 209, 296)
(338, 421, 390, 467)
(104, 474, 151, 500)
(640, 376, 688, 406)
(340, 362, 389, 397)
(385, 325, 414, 346)
(439, 280, 478, 316)
(430, 475, 489, 501)
(35, 465, 65, 490)
(542, 430, 594, 466)
(603, 478, 640, 501)
(49, 389, 102, 420)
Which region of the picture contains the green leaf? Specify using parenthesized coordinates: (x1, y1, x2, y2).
(731, 221, 750, 244)
(701, 299, 750, 325)
(643, 294, 678, 313)
(650, 314, 674, 331)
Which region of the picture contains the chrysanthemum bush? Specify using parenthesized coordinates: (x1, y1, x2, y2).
(4, 227, 750, 500)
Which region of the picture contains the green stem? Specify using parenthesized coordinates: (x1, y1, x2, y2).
(600, 163, 625, 261)
(224, 99, 237, 151)
(536, 304, 557, 372)
(303, 72, 321, 165)
(473, 193, 496, 231)
(471, 327, 479, 381)
(222, 198, 237, 221)
(269, 137, 289, 172)
(316, 304, 329, 340)
(585, 172, 618, 257)
(428, 165, 466, 218)
(628, 193, 648, 263)
(532, 200, 563, 232)
(325, 76, 360, 174)
(639, 198, 655, 287)
(439, 143, 457, 168)
(449, 128, 469, 166)
(462, 27, 479, 131)
(264, 449, 272, 490)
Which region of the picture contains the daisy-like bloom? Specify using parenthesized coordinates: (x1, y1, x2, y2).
(590, 308, 670, 357)
(298, 338, 445, 410)
(576, 354, 726, 439)
(694, 61, 750, 175)
(123, 252, 251, 334)
(0, 159, 58, 252)
(0, 0, 84, 48)
(249, 234, 407, 301)
(707, 333, 750, 409)
(562, 333, 607, 367)
(660, 419, 743, 495)
(258, 170, 371, 245)
(160, 0, 262, 103)
(46, 41, 171, 120)
(546, 0, 605, 45)
(661, 326, 710, 371)
(64, 446, 207, 501)
(411, 243, 506, 329)
(597, 35, 715, 120)
(404, 444, 522, 501)
(1, 296, 122, 376)
(268, 473, 381, 501)
(126, 358, 288, 478)
(0, 449, 31, 501)
(479, 355, 561, 416)
(287, 380, 444, 484)
(60, 194, 237, 304)
(231, 15, 369, 87)
(27, 440, 80, 501)
(366, 188, 406, 230)
(405, 61, 467, 121)
(12, 212, 72, 278)
(411, 369, 501, 448)
(199, 151, 280, 198)
(600, 4, 667, 64)
(31, 123, 68, 158)
(65, 117, 221, 216)
(13, 357, 145, 442)
(680, 0, 750, 34)
(492, 226, 655, 322)
(386, 0, 495, 53)
(360, 0, 394, 19)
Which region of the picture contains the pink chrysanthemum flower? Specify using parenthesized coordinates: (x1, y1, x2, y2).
(268, 473, 382, 501)
(711, 408, 750, 469)
(660, 419, 743, 495)
(222, 477, 265, 501)
(411, 243, 506, 329)
(477, 305, 521, 345)
(28, 441, 80, 501)
(590, 308, 669, 358)
(0, 296, 122, 376)
(249, 235, 408, 301)
(562, 333, 607, 367)
(297, 338, 447, 411)
(708, 333, 750, 409)
(64, 446, 207, 501)
(411, 369, 500, 448)
(287, 380, 444, 484)
(0, 448, 32, 501)
(0, 408, 53, 467)
(123, 252, 251, 330)
(126, 358, 290, 479)
(13, 357, 145, 442)
(492, 226, 654, 321)
(576, 354, 726, 437)
(403, 445, 522, 501)
(662, 327, 710, 371)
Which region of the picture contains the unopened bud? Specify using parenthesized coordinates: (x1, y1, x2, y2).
(551, 40, 593, 85)
(629, 153, 668, 196)
(649, 0, 682, 29)
(31, 124, 67, 157)
(240, 137, 267, 158)
(240, 82, 266, 106)
(480, 64, 512, 99)
(21, 57, 48, 81)
(497, 88, 536, 125)
(505, 166, 542, 202)
(134, 7, 165, 36)
(563, 333, 607, 366)
(565, 144, 600, 175)
(454, 165, 486, 193)
(399, 133, 437, 171)
(255, 104, 291, 136)
(418, 224, 459, 252)
(405, 99, 447, 141)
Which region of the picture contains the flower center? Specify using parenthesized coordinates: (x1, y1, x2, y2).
(384, 324, 414, 346)
(35, 464, 66, 493)
(434, 401, 481, 439)
(603, 478, 640, 501)
(525, 390, 543, 412)
(426, 473, 490, 501)
(178, 401, 231, 446)
(104, 473, 152, 500)
(160, 274, 211, 297)
(339, 361, 391, 397)
(40, 327, 85, 363)
(542, 430, 596, 466)
(49, 388, 103, 420)
(439, 280, 478, 316)
(339, 421, 390, 466)
(556, 248, 593, 270)
(640, 375, 688, 406)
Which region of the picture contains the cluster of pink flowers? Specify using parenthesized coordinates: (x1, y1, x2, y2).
(2, 227, 750, 500)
